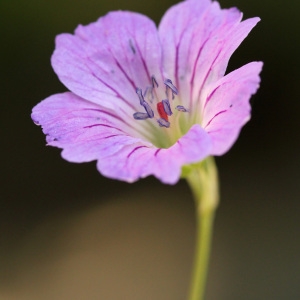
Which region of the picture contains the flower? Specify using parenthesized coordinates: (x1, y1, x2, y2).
(31, 0, 262, 184)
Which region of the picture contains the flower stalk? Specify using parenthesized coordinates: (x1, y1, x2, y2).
(184, 157, 219, 300)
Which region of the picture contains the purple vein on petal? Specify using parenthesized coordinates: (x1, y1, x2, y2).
(127, 145, 147, 158)
(131, 17, 164, 85)
(203, 85, 222, 109)
(83, 123, 127, 134)
(154, 148, 161, 156)
(107, 22, 144, 90)
(173, 31, 187, 92)
(83, 108, 125, 121)
(86, 57, 136, 110)
(129, 23, 152, 84)
(174, 41, 180, 91)
(40, 109, 82, 126)
(133, 39, 152, 84)
(106, 27, 150, 93)
(174, 20, 191, 91)
(196, 48, 222, 107)
(103, 134, 124, 139)
(189, 36, 210, 107)
(204, 110, 227, 128)
(82, 27, 142, 96)
(114, 59, 137, 91)
(52, 107, 144, 140)
(82, 108, 138, 132)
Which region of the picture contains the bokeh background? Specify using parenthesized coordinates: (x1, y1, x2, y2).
(1, 0, 299, 299)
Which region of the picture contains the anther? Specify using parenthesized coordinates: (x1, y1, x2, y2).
(141, 101, 154, 118)
(133, 112, 149, 120)
(151, 76, 158, 88)
(157, 118, 170, 128)
(143, 86, 154, 102)
(164, 79, 178, 96)
(136, 87, 154, 118)
(129, 39, 136, 54)
(175, 105, 189, 112)
(162, 99, 173, 116)
(133, 76, 182, 129)
(136, 88, 145, 105)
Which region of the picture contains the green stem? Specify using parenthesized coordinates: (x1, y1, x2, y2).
(185, 157, 219, 300)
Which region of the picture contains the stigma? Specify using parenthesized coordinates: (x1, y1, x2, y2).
(133, 76, 188, 128)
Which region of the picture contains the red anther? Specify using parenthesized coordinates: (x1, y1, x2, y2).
(157, 102, 168, 121)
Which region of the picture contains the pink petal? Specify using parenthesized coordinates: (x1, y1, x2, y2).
(159, 0, 260, 111)
(97, 124, 211, 184)
(31, 92, 153, 161)
(51, 11, 164, 119)
(31, 92, 211, 184)
(203, 61, 263, 155)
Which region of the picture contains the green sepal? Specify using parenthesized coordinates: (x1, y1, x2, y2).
(181, 160, 204, 179)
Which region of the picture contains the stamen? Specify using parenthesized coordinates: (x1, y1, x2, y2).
(133, 112, 149, 120)
(164, 79, 178, 96)
(157, 102, 168, 121)
(136, 88, 144, 105)
(175, 105, 189, 112)
(143, 86, 154, 102)
(157, 118, 170, 128)
(141, 101, 154, 118)
(162, 99, 173, 116)
(136, 87, 154, 117)
(133, 76, 184, 129)
(151, 76, 158, 88)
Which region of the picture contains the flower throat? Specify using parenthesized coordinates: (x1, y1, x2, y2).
(133, 76, 189, 128)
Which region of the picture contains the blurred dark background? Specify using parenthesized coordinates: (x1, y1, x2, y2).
(1, 0, 299, 299)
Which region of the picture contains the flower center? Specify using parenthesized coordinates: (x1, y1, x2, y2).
(133, 76, 189, 128)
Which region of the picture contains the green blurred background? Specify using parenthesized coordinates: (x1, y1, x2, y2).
(1, 0, 299, 299)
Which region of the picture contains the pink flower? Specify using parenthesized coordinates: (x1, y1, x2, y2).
(32, 0, 262, 184)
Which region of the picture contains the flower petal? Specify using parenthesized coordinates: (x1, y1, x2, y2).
(203, 61, 263, 155)
(51, 11, 164, 118)
(32, 92, 211, 184)
(159, 0, 260, 111)
(31, 92, 154, 161)
(97, 124, 211, 184)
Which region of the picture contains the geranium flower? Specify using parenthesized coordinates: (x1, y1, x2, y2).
(32, 0, 262, 184)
